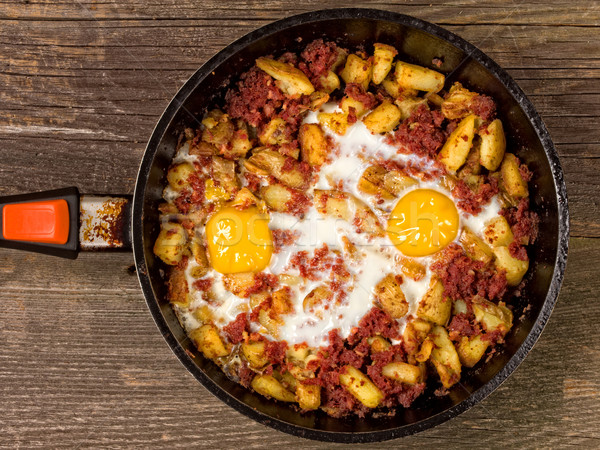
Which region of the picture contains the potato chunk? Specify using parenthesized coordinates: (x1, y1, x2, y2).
(251, 374, 296, 402)
(260, 183, 306, 214)
(493, 246, 529, 286)
(362, 101, 402, 134)
(246, 149, 310, 190)
(456, 335, 489, 368)
(372, 43, 398, 84)
(460, 227, 494, 264)
(479, 119, 506, 171)
(296, 383, 321, 410)
(154, 222, 187, 266)
(357, 165, 395, 200)
(382, 362, 422, 385)
(167, 162, 196, 191)
(259, 118, 291, 146)
(417, 276, 451, 326)
(241, 340, 269, 369)
(500, 153, 528, 198)
(299, 123, 330, 165)
(339, 366, 383, 408)
(472, 297, 513, 334)
(437, 114, 477, 174)
(374, 274, 408, 318)
(190, 324, 230, 359)
(314, 189, 384, 236)
(429, 325, 461, 388)
(340, 54, 372, 90)
(318, 112, 349, 136)
(484, 216, 514, 247)
(256, 57, 315, 97)
(395, 61, 444, 93)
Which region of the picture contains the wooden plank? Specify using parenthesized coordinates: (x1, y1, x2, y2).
(0, 0, 598, 26)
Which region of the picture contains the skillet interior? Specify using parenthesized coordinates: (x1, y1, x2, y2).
(133, 9, 568, 442)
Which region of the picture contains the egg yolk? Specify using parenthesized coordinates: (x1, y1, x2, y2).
(387, 189, 459, 257)
(205, 206, 273, 274)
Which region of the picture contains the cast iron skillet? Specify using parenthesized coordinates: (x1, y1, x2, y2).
(131, 8, 569, 442)
(0, 8, 567, 443)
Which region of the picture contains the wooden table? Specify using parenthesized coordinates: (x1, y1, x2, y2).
(1, 1, 598, 447)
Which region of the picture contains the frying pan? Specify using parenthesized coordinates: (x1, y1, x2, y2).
(0, 8, 569, 443)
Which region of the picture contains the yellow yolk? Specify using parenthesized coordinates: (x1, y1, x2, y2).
(387, 189, 459, 257)
(205, 206, 273, 274)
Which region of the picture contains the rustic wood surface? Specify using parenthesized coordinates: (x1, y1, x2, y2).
(1, 1, 598, 447)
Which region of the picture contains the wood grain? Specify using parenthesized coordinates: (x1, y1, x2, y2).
(0, 1, 598, 447)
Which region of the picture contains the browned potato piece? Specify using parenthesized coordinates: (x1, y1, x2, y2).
(202, 109, 235, 149)
(339, 366, 383, 408)
(211, 156, 239, 194)
(340, 54, 372, 90)
(309, 91, 330, 110)
(226, 120, 253, 159)
(313, 189, 384, 236)
(190, 237, 209, 276)
(167, 266, 191, 307)
(251, 374, 296, 402)
(318, 112, 349, 135)
(438, 114, 477, 174)
(357, 165, 395, 200)
(363, 101, 402, 134)
(374, 274, 409, 318)
(299, 123, 330, 165)
(154, 222, 187, 266)
(484, 216, 514, 247)
(472, 297, 513, 334)
(417, 276, 451, 326)
(383, 171, 418, 195)
(303, 286, 333, 318)
(479, 119, 506, 171)
(395, 61, 445, 93)
(382, 362, 421, 384)
(246, 149, 310, 190)
(256, 57, 315, 97)
(340, 96, 370, 118)
(372, 43, 398, 84)
(296, 383, 321, 410)
(429, 325, 461, 388)
(399, 257, 426, 281)
(259, 118, 291, 146)
(190, 324, 230, 359)
(460, 227, 494, 264)
(456, 335, 489, 368)
(395, 96, 428, 120)
(260, 183, 305, 214)
(500, 153, 528, 198)
(368, 336, 391, 353)
(493, 246, 529, 286)
(272, 287, 293, 316)
(241, 340, 269, 369)
(167, 162, 196, 191)
(318, 70, 341, 93)
(441, 82, 479, 120)
(222, 272, 261, 298)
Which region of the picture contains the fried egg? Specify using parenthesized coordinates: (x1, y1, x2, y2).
(205, 206, 273, 274)
(387, 189, 459, 257)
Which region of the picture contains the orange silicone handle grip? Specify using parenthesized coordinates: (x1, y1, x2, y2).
(2, 199, 71, 245)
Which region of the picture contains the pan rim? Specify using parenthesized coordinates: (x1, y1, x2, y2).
(132, 7, 569, 443)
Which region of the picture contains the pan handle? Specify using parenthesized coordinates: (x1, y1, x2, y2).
(0, 187, 132, 259)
